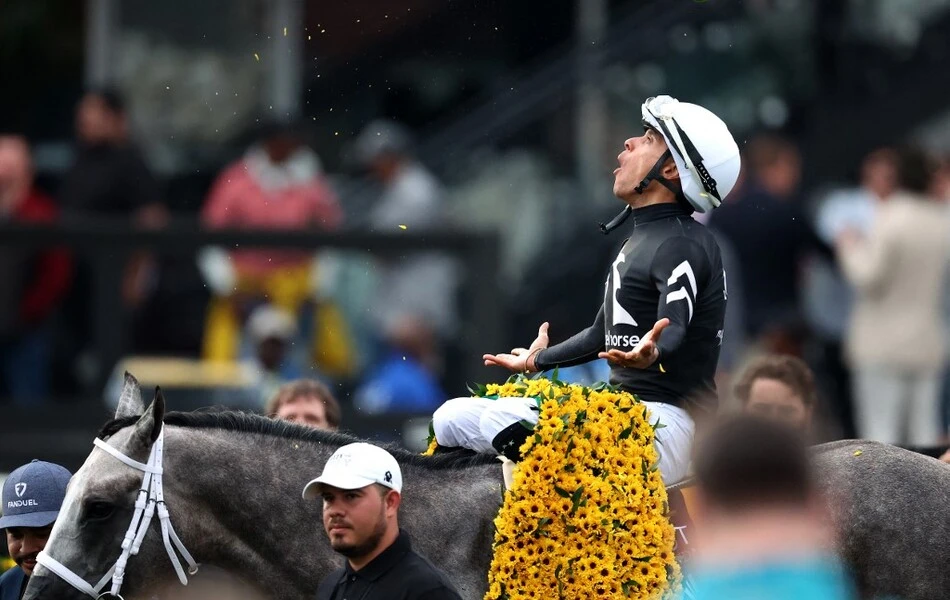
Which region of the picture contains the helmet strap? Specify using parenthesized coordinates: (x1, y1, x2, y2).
(634, 149, 679, 196)
(600, 149, 688, 235)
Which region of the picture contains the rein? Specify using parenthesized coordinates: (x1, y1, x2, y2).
(36, 427, 199, 599)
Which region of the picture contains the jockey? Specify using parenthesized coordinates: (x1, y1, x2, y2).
(432, 95, 742, 486)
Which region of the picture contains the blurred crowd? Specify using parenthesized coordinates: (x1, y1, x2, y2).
(1, 88, 455, 420)
(707, 134, 950, 449)
(5, 86, 950, 453)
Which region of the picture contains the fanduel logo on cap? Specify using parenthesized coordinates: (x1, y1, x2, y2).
(8, 482, 37, 508)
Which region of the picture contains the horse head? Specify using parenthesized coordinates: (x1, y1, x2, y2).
(24, 373, 182, 600)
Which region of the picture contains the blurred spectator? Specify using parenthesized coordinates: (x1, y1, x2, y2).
(836, 146, 950, 446)
(352, 315, 446, 415)
(354, 119, 441, 231)
(59, 88, 166, 225)
(244, 304, 305, 408)
(805, 148, 899, 439)
(686, 415, 857, 600)
(199, 120, 354, 379)
(352, 120, 458, 340)
(709, 134, 826, 357)
(266, 378, 341, 431)
(932, 155, 950, 202)
(734, 354, 816, 434)
(54, 88, 168, 393)
(0, 135, 72, 403)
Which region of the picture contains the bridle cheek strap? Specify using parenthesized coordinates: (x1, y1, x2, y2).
(36, 427, 199, 599)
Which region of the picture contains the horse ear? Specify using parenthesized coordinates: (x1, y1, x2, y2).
(115, 372, 145, 419)
(133, 387, 166, 444)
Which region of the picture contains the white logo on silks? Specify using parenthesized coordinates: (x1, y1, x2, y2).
(14, 483, 27, 498)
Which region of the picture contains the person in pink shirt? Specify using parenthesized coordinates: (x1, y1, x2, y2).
(199, 121, 352, 377)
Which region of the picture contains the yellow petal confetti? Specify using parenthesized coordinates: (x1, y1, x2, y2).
(853, 450, 863, 457)
(398, 224, 408, 230)
(253, 52, 260, 61)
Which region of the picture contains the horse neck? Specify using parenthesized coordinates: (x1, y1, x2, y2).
(164, 426, 339, 599)
(163, 426, 504, 600)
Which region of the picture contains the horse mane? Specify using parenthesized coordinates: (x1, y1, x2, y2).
(98, 409, 500, 470)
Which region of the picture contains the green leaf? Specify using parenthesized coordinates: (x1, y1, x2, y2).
(519, 419, 535, 431)
(574, 410, 587, 426)
(426, 420, 436, 446)
(554, 485, 572, 499)
(565, 438, 575, 455)
(621, 579, 640, 595)
(560, 513, 578, 534)
(618, 425, 633, 440)
(534, 433, 543, 445)
(551, 365, 561, 385)
(555, 394, 572, 405)
(532, 516, 553, 537)
(564, 463, 576, 472)
(570, 486, 585, 514)
(612, 519, 627, 531)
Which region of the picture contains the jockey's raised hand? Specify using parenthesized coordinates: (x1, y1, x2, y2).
(598, 318, 669, 369)
(483, 322, 549, 373)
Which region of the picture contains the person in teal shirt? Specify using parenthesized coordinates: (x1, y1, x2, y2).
(680, 415, 858, 600)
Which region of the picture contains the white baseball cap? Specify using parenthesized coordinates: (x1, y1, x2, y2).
(302, 443, 403, 500)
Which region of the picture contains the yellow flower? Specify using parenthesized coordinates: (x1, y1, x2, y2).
(475, 377, 679, 600)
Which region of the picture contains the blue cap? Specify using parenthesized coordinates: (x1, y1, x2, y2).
(0, 460, 71, 529)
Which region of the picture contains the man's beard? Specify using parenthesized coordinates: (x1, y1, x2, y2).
(15, 551, 38, 572)
(330, 507, 388, 559)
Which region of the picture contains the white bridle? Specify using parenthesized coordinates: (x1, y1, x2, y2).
(36, 427, 199, 599)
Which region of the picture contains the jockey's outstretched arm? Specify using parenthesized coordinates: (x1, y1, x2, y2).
(533, 306, 606, 371)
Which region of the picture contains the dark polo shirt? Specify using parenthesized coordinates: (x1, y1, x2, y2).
(0, 566, 27, 600)
(315, 530, 461, 600)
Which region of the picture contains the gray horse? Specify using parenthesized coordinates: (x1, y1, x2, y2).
(23, 376, 950, 600)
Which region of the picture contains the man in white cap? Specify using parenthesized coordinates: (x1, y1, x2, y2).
(303, 443, 461, 600)
(0, 460, 72, 600)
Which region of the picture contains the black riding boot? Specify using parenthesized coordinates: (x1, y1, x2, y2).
(491, 422, 533, 463)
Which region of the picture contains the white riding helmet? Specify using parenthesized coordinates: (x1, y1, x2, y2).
(641, 95, 741, 213)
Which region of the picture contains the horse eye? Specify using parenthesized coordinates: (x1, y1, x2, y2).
(85, 501, 116, 521)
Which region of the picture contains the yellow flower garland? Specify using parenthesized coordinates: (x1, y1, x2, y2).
(428, 375, 680, 599)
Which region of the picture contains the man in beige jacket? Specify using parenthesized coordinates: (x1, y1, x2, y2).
(836, 147, 950, 446)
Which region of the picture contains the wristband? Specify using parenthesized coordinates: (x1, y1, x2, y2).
(524, 348, 544, 374)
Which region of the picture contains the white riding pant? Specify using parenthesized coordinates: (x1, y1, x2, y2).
(432, 396, 695, 485)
